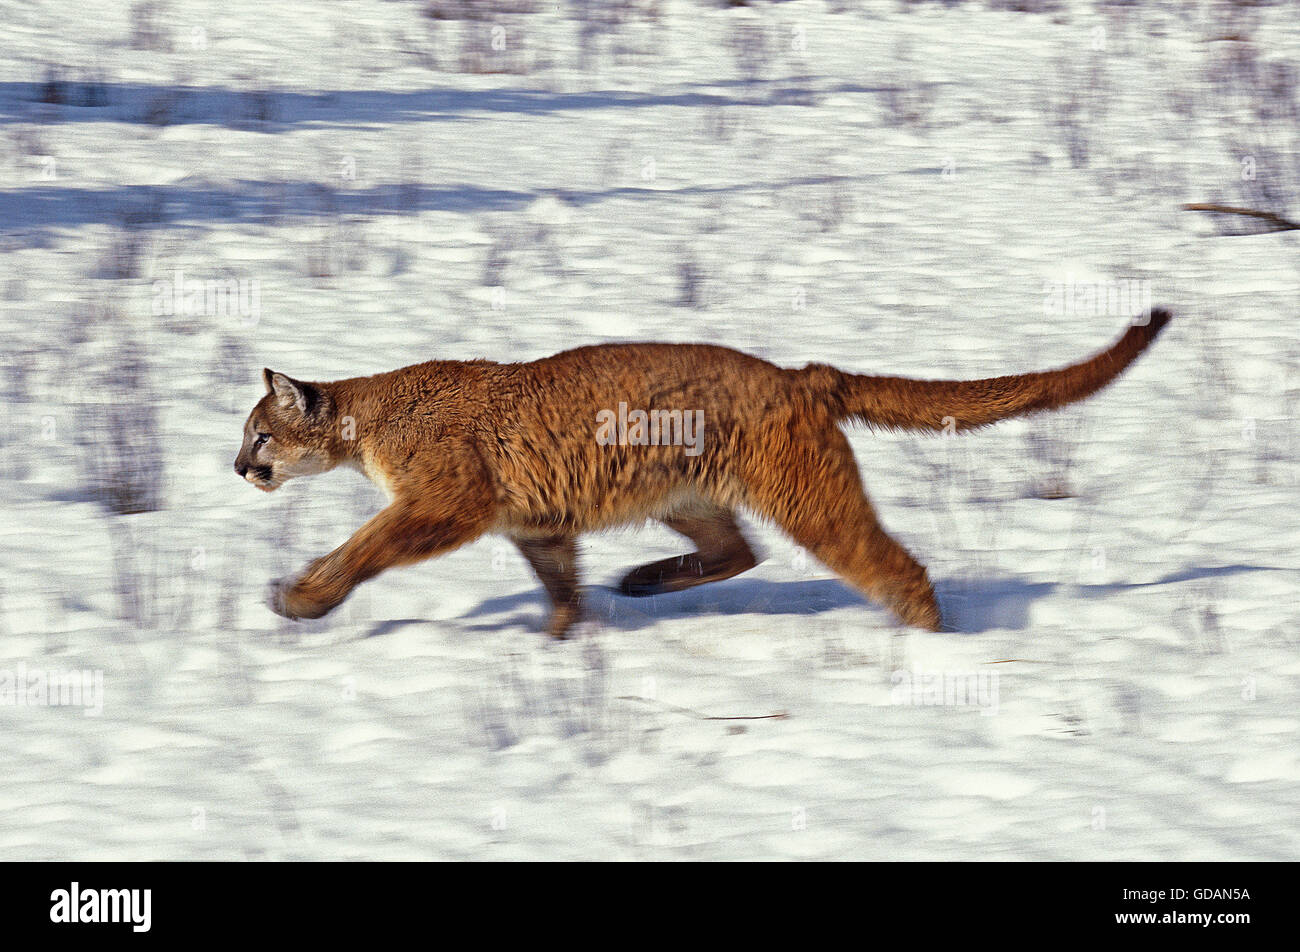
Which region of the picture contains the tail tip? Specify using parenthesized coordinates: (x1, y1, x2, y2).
(1134, 307, 1172, 335)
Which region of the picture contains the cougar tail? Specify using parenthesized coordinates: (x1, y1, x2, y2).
(805, 309, 1171, 432)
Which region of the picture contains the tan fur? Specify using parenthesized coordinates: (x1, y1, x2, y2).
(235, 310, 1171, 635)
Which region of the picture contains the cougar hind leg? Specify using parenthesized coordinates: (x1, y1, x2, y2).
(740, 421, 942, 631)
(619, 500, 759, 597)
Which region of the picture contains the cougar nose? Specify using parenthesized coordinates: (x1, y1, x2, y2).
(235, 462, 248, 478)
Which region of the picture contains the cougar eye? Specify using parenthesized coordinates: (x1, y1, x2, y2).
(253, 433, 270, 448)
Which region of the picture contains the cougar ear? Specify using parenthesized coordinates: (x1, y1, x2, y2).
(265, 370, 317, 416)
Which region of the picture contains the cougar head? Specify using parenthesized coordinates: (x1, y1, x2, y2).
(234, 369, 338, 492)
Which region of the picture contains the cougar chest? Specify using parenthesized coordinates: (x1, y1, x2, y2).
(354, 452, 397, 501)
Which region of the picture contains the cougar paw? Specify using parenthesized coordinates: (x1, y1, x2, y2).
(267, 576, 334, 621)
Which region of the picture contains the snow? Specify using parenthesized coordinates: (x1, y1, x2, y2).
(0, 0, 1297, 860)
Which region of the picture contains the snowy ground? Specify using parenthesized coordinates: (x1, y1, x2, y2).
(1, 0, 1297, 860)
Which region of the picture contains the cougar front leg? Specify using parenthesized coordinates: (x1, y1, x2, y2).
(619, 502, 759, 597)
(513, 535, 583, 639)
(270, 503, 489, 620)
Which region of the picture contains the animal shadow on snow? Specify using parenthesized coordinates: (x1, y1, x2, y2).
(446, 563, 1277, 637)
